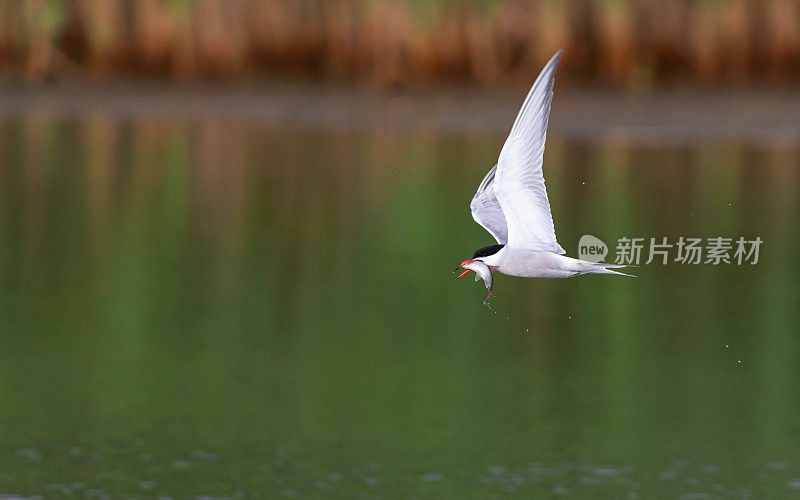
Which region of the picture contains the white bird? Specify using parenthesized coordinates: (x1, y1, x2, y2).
(455, 50, 634, 300)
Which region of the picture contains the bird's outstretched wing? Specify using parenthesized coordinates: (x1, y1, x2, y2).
(470, 164, 507, 244)
(493, 50, 565, 254)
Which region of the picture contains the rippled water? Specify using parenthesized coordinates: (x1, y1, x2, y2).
(0, 115, 799, 497)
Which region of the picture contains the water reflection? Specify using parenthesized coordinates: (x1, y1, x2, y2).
(0, 116, 799, 497)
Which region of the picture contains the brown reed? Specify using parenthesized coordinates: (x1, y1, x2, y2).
(2, 0, 800, 87)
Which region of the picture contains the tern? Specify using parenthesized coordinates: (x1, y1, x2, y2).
(454, 50, 634, 300)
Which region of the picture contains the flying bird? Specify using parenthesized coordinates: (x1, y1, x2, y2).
(455, 50, 634, 300)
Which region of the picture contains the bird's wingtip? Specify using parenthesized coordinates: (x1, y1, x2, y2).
(546, 49, 563, 69)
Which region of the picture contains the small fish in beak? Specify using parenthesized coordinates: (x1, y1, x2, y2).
(454, 259, 494, 300)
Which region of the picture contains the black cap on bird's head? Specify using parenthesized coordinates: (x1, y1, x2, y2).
(471, 244, 504, 259)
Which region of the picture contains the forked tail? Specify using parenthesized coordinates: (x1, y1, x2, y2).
(580, 261, 637, 278)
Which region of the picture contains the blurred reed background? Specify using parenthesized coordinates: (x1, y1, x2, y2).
(3, 0, 800, 88)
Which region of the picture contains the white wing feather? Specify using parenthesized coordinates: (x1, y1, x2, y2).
(469, 164, 507, 244)
(493, 50, 565, 254)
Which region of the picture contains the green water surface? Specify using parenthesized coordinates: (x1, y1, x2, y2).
(0, 117, 799, 497)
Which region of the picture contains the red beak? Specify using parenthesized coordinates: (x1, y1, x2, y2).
(453, 258, 477, 278)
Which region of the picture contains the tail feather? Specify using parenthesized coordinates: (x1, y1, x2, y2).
(596, 267, 637, 278)
(581, 261, 637, 277)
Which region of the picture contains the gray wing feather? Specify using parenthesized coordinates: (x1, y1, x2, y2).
(470, 164, 508, 244)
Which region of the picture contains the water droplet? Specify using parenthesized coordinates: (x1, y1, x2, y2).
(737, 360, 742, 364)
(568, 315, 572, 319)
(725, 345, 728, 348)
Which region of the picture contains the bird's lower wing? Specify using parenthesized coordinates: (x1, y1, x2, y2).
(470, 164, 508, 244)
